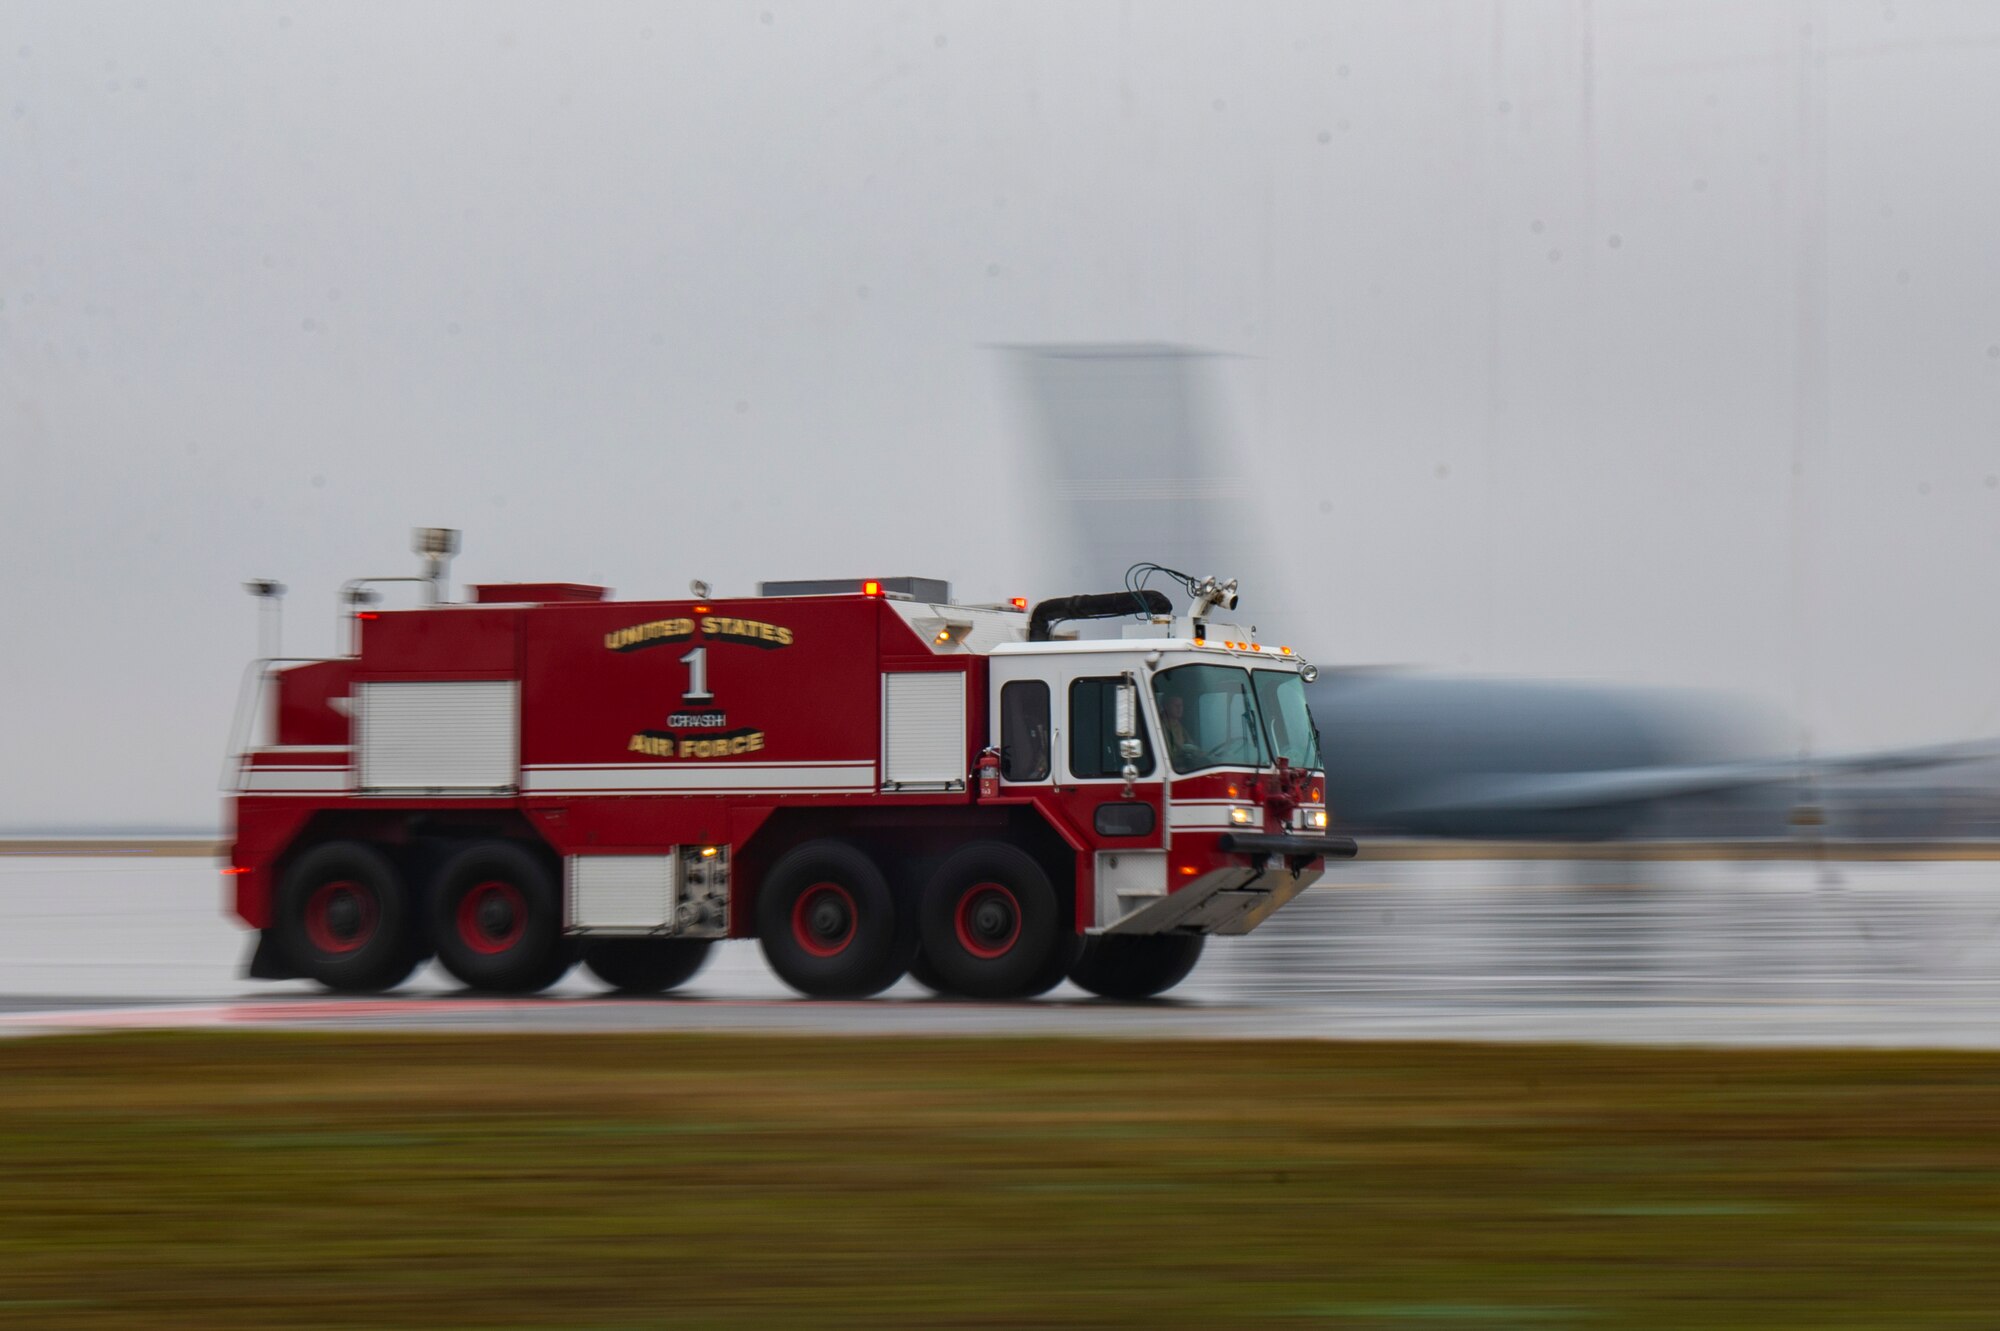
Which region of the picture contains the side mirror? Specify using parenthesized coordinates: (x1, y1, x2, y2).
(1116, 674, 1141, 795)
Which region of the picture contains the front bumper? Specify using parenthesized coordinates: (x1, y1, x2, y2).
(1101, 833, 1360, 937)
(1216, 831, 1360, 869)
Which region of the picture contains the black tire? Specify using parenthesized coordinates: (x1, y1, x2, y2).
(431, 840, 572, 994)
(1017, 932, 1086, 998)
(918, 842, 1069, 1000)
(907, 947, 949, 995)
(274, 840, 419, 993)
(1067, 933, 1206, 1000)
(757, 840, 912, 998)
(584, 938, 715, 994)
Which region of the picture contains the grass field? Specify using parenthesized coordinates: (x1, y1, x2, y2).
(1, 1033, 1998, 1328)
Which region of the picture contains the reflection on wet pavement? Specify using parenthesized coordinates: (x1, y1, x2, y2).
(6, 855, 2000, 1045)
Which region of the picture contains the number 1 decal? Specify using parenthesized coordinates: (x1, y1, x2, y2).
(679, 646, 713, 702)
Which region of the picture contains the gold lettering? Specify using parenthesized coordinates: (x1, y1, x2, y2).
(626, 729, 769, 759)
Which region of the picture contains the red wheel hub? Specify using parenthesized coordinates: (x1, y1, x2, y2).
(953, 882, 1021, 961)
(792, 882, 856, 958)
(457, 880, 527, 955)
(304, 880, 378, 955)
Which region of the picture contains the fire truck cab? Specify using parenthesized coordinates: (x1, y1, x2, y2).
(225, 534, 1355, 1001)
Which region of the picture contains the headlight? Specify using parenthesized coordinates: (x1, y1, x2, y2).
(1228, 806, 1255, 826)
(1305, 809, 1328, 830)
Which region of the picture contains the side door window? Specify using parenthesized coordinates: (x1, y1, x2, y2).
(999, 679, 1051, 782)
(1067, 677, 1155, 780)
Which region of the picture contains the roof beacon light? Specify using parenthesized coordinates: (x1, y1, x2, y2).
(413, 527, 460, 602)
(863, 580, 882, 597)
(1010, 597, 1028, 611)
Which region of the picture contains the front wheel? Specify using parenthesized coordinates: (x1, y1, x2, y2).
(757, 841, 912, 998)
(584, 938, 714, 994)
(432, 841, 573, 994)
(1068, 934, 1205, 1000)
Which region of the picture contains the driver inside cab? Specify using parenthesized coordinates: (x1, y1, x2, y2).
(1160, 691, 1198, 768)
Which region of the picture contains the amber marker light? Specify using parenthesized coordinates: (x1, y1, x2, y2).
(700, 846, 719, 858)
(1010, 597, 1028, 611)
(1180, 865, 1199, 876)
(693, 604, 711, 614)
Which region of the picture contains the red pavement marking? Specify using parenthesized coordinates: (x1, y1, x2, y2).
(0, 995, 902, 1034)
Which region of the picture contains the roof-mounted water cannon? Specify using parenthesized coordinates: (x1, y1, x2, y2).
(1188, 575, 1239, 621)
(414, 527, 461, 603)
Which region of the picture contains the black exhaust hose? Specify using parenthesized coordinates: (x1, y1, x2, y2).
(1027, 589, 1172, 642)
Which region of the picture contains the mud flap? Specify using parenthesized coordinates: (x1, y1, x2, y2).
(244, 929, 298, 980)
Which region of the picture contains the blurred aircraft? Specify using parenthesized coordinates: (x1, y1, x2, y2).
(1006, 344, 1992, 840)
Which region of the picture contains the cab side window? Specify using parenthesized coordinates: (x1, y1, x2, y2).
(999, 680, 1051, 782)
(1068, 677, 1156, 779)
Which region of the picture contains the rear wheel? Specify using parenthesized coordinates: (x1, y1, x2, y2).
(584, 938, 714, 994)
(1067, 933, 1205, 1000)
(919, 843, 1068, 1000)
(432, 841, 573, 993)
(275, 841, 418, 993)
(906, 948, 949, 995)
(758, 841, 911, 998)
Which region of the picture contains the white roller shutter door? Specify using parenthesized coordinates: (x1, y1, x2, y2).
(569, 855, 677, 931)
(356, 680, 518, 793)
(881, 671, 966, 790)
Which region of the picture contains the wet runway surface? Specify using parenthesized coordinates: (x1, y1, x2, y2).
(6, 853, 2000, 1045)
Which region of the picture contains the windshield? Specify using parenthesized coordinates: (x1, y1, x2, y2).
(1253, 670, 1322, 770)
(1152, 664, 1270, 773)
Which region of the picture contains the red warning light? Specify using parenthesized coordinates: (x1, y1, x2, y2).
(356, 612, 380, 621)
(862, 581, 882, 597)
(1010, 597, 1028, 611)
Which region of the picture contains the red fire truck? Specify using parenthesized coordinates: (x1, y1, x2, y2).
(225, 532, 1355, 1001)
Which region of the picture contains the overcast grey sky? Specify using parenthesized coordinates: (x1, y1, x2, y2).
(4, 1, 2000, 829)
